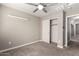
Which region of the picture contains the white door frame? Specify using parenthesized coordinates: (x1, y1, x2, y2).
(65, 14, 79, 47)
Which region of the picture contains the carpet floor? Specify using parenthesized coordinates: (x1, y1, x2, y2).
(0, 41, 79, 56)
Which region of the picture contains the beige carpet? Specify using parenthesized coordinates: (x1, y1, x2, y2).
(1, 41, 79, 56)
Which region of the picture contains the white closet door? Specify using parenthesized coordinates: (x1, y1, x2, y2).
(42, 20, 50, 43)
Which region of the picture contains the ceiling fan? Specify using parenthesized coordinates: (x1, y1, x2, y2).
(27, 3, 48, 13)
(26, 3, 74, 13)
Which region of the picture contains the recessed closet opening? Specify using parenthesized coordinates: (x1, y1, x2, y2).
(50, 18, 58, 46)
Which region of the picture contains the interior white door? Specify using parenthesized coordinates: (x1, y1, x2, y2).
(42, 20, 50, 43)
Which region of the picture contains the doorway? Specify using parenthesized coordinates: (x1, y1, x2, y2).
(65, 14, 79, 47)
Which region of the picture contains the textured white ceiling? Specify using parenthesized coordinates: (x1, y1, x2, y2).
(2, 3, 79, 18)
(2, 3, 62, 18)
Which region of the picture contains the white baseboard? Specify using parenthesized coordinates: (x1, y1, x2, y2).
(57, 45, 64, 48)
(0, 40, 42, 53)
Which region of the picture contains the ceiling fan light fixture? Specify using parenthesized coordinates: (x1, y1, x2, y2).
(38, 4, 44, 10)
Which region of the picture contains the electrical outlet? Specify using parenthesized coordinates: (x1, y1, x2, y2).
(9, 41, 12, 45)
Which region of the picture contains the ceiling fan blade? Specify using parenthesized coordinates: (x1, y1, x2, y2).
(43, 8, 47, 13)
(27, 3, 38, 6)
(33, 8, 38, 13)
(46, 3, 59, 7)
(40, 3, 47, 7)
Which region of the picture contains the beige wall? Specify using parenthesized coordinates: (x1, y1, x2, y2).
(66, 9, 79, 16)
(0, 5, 41, 50)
